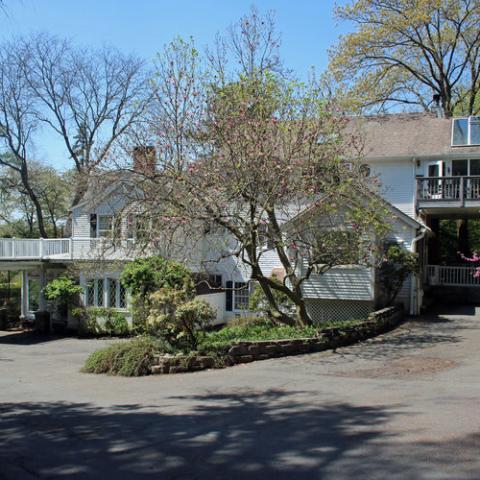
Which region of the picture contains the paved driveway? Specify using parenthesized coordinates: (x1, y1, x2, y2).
(1, 306, 480, 479)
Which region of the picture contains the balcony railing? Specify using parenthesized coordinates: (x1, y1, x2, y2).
(425, 264, 480, 287)
(417, 176, 480, 203)
(0, 238, 139, 261)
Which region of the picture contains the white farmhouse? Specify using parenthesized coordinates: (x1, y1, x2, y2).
(1, 113, 479, 326)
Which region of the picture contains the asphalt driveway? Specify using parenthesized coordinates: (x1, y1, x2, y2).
(1, 305, 480, 479)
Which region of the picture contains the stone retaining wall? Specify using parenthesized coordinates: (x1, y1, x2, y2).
(150, 306, 403, 375)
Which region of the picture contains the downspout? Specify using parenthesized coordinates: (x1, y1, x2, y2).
(410, 228, 428, 315)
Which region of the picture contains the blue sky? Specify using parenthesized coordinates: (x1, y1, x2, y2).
(2, 0, 350, 169)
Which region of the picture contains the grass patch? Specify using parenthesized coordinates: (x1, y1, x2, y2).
(82, 337, 157, 376)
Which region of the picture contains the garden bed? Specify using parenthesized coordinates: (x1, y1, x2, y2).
(82, 306, 403, 376)
(150, 306, 403, 374)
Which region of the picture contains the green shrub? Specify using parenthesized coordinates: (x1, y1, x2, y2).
(147, 295, 215, 350)
(120, 256, 195, 333)
(44, 277, 83, 318)
(73, 307, 130, 337)
(82, 337, 156, 376)
(380, 244, 419, 305)
(120, 256, 194, 298)
(175, 298, 216, 349)
(44, 277, 83, 303)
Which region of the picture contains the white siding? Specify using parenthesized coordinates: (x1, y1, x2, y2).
(72, 207, 91, 238)
(384, 219, 416, 310)
(258, 249, 282, 278)
(301, 267, 374, 301)
(71, 193, 130, 239)
(370, 160, 415, 218)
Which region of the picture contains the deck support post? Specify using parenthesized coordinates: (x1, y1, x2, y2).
(20, 271, 28, 320)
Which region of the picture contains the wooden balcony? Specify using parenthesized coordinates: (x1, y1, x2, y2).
(0, 238, 138, 262)
(416, 176, 480, 211)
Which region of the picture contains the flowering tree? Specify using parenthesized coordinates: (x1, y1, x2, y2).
(127, 9, 389, 326)
(459, 252, 480, 278)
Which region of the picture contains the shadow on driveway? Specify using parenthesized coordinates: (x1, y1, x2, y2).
(0, 331, 69, 346)
(0, 390, 402, 479)
(2, 390, 478, 479)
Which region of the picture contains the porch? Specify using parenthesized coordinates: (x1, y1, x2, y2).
(416, 176, 480, 212)
(0, 238, 137, 262)
(425, 265, 480, 287)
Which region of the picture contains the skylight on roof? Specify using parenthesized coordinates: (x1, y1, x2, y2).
(452, 117, 480, 146)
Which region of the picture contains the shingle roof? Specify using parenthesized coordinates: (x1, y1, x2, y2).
(345, 113, 480, 159)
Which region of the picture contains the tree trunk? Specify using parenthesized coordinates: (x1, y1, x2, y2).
(295, 297, 313, 327)
(23, 181, 48, 238)
(253, 274, 296, 325)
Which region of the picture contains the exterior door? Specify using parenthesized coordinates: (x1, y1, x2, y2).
(425, 160, 444, 198)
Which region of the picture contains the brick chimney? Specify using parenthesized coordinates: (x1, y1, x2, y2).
(132, 146, 156, 175)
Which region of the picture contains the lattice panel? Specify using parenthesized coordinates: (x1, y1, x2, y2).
(305, 299, 373, 323)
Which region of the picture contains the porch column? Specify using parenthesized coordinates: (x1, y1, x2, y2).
(457, 219, 470, 257)
(38, 265, 48, 311)
(20, 271, 28, 319)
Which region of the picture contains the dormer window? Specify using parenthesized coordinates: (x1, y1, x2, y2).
(452, 117, 480, 146)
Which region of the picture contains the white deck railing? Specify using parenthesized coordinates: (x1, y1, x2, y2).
(425, 264, 480, 287)
(417, 176, 480, 203)
(0, 238, 138, 261)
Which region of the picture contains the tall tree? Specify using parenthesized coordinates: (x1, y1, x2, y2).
(132, 9, 388, 326)
(0, 162, 72, 238)
(0, 47, 48, 237)
(329, 0, 480, 116)
(21, 33, 151, 203)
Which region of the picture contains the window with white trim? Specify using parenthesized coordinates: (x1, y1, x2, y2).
(452, 117, 480, 146)
(233, 282, 250, 310)
(84, 277, 127, 309)
(97, 215, 113, 238)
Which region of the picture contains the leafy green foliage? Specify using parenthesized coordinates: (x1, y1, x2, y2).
(198, 317, 363, 353)
(44, 277, 83, 307)
(120, 256, 194, 298)
(248, 280, 294, 317)
(82, 338, 156, 376)
(175, 299, 216, 349)
(73, 307, 130, 337)
(147, 293, 214, 350)
(379, 244, 418, 305)
(121, 256, 195, 333)
(330, 0, 480, 116)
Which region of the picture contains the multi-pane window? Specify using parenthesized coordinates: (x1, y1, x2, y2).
(97, 278, 104, 304)
(86, 281, 95, 306)
(452, 159, 480, 176)
(452, 117, 480, 146)
(97, 215, 113, 238)
(107, 278, 117, 308)
(119, 284, 127, 309)
(233, 282, 250, 310)
(208, 274, 222, 289)
(84, 277, 127, 309)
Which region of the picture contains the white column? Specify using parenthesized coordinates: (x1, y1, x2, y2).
(20, 271, 28, 319)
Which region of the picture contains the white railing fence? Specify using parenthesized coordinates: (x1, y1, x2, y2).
(0, 238, 141, 261)
(425, 264, 480, 287)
